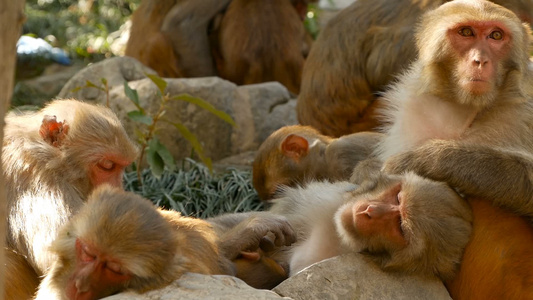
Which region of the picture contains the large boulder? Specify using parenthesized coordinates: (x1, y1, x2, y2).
(104, 273, 291, 300)
(59, 57, 297, 163)
(274, 254, 452, 300)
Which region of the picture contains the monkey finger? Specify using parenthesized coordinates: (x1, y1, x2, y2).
(259, 234, 276, 252)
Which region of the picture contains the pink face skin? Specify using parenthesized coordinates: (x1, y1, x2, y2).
(340, 183, 407, 248)
(89, 155, 132, 189)
(448, 21, 511, 96)
(65, 239, 132, 300)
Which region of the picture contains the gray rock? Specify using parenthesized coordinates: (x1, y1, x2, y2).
(103, 273, 291, 300)
(58, 56, 156, 101)
(274, 254, 452, 300)
(59, 58, 297, 162)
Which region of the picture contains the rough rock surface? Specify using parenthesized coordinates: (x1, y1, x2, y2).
(103, 273, 291, 300)
(274, 254, 452, 300)
(59, 57, 297, 162)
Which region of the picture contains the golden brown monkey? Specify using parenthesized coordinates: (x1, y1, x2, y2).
(35, 185, 297, 299)
(269, 169, 473, 280)
(3, 99, 139, 299)
(252, 125, 383, 201)
(376, 1, 533, 298)
(296, 0, 533, 137)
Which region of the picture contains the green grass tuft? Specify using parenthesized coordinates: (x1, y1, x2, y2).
(124, 159, 264, 219)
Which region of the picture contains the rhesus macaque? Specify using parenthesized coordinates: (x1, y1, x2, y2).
(36, 185, 296, 299)
(269, 170, 473, 280)
(252, 125, 383, 201)
(35, 185, 228, 299)
(125, 0, 232, 78)
(213, 0, 311, 94)
(374, 1, 533, 298)
(296, 0, 533, 137)
(125, 0, 311, 94)
(3, 99, 138, 298)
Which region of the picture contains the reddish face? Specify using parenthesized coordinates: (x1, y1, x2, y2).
(89, 155, 133, 189)
(340, 183, 407, 248)
(448, 21, 511, 95)
(65, 239, 132, 300)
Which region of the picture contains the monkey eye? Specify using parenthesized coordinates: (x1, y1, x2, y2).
(98, 159, 115, 171)
(106, 261, 124, 275)
(80, 247, 96, 262)
(489, 30, 503, 40)
(458, 27, 474, 37)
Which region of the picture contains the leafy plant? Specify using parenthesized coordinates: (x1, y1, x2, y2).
(70, 78, 110, 107)
(123, 158, 264, 218)
(124, 74, 236, 184)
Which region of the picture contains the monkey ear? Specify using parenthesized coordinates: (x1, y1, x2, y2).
(238, 251, 261, 262)
(39, 115, 70, 147)
(281, 134, 309, 160)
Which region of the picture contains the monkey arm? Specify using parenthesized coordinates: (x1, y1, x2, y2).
(160, 0, 232, 77)
(208, 212, 296, 261)
(383, 140, 533, 217)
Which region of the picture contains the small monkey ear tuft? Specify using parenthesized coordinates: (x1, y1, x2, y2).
(281, 134, 309, 160)
(39, 115, 70, 148)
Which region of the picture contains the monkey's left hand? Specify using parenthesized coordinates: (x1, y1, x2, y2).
(218, 212, 296, 261)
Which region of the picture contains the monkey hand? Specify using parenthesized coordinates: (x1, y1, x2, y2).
(219, 212, 296, 261)
(382, 139, 456, 178)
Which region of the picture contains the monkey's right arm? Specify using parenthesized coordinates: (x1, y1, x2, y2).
(383, 140, 533, 217)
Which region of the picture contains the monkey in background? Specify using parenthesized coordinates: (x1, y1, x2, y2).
(35, 185, 297, 299)
(3, 99, 139, 299)
(372, 0, 533, 298)
(252, 125, 383, 201)
(126, 0, 312, 94)
(296, 0, 533, 137)
(269, 166, 473, 280)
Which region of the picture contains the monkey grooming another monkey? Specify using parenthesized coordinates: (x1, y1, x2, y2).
(372, 0, 533, 298)
(253, 125, 383, 201)
(35, 185, 297, 299)
(3, 99, 139, 299)
(270, 170, 473, 281)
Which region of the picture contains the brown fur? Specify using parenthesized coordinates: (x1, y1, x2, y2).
(214, 0, 310, 94)
(296, 0, 533, 137)
(4, 249, 40, 300)
(126, 0, 310, 94)
(445, 198, 533, 300)
(252, 125, 383, 200)
(3, 99, 138, 298)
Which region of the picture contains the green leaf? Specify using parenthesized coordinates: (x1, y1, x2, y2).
(70, 86, 82, 93)
(165, 121, 212, 171)
(156, 144, 176, 172)
(133, 128, 146, 143)
(148, 137, 176, 173)
(127, 110, 153, 125)
(146, 73, 167, 95)
(171, 94, 236, 127)
(146, 142, 164, 179)
(85, 80, 99, 89)
(101, 78, 108, 86)
(124, 81, 141, 110)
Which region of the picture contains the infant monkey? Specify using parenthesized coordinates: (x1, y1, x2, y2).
(271, 171, 473, 280)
